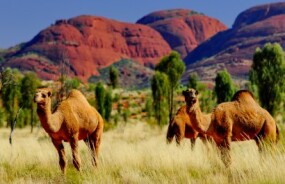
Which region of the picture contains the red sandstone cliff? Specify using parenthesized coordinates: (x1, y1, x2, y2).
(4, 15, 172, 82)
(137, 9, 227, 58)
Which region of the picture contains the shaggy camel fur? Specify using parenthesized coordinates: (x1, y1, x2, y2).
(166, 105, 209, 148)
(183, 88, 279, 166)
(34, 88, 104, 174)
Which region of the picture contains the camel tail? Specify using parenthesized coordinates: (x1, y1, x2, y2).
(166, 122, 175, 144)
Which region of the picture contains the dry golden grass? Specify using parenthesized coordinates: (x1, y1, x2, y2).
(1, 121, 285, 184)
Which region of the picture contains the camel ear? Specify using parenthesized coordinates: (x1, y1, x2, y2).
(47, 90, 52, 97)
(195, 90, 199, 95)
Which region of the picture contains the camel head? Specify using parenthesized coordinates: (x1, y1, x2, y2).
(183, 88, 198, 107)
(34, 88, 52, 107)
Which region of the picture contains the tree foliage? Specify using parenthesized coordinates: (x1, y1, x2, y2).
(214, 69, 236, 104)
(155, 51, 185, 120)
(196, 82, 216, 113)
(188, 73, 198, 89)
(95, 82, 113, 121)
(104, 89, 112, 121)
(0, 67, 15, 94)
(1, 68, 22, 128)
(20, 72, 40, 132)
(144, 97, 153, 119)
(249, 43, 285, 116)
(0, 68, 42, 129)
(95, 82, 106, 118)
(151, 71, 170, 126)
(109, 66, 119, 89)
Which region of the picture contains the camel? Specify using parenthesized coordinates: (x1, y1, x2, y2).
(183, 88, 279, 166)
(166, 105, 210, 148)
(34, 88, 104, 174)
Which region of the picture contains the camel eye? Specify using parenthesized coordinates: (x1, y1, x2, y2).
(42, 94, 46, 98)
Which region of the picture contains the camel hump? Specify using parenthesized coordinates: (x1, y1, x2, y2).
(231, 90, 255, 101)
(68, 89, 85, 98)
(66, 89, 90, 106)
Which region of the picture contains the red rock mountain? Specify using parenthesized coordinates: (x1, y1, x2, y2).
(5, 3, 285, 86)
(3, 9, 227, 83)
(184, 2, 285, 83)
(136, 9, 227, 58)
(4, 15, 172, 82)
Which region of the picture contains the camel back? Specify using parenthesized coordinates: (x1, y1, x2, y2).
(231, 90, 255, 102)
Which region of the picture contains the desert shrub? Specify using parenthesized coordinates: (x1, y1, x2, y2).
(250, 43, 285, 117)
(214, 69, 237, 103)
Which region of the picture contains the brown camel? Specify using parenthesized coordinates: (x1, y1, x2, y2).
(166, 105, 210, 148)
(183, 88, 279, 166)
(34, 88, 104, 174)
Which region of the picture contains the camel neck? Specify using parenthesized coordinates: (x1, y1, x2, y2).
(187, 101, 210, 133)
(37, 101, 62, 133)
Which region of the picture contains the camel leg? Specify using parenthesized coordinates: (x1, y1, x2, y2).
(175, 131, 183, 146)
(254, 136, 263, 152)
(166, 122, 175, 144)
(94, 127, 103, 166)
(70, 135, 81, 171)
(255, 120, 277, 152)
(85, 137, 97, 166)
(52, 139, 67, 174)
(88, 127, 103, 167)
(190, 138, 196, 149)
(175, 123, 184, 146)
(216, 137, 231, 167)
(200, 135, 209, 146)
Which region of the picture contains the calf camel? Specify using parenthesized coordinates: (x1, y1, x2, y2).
(34, 88, 104, 174)
(166, 105, 209, 149)
(183, 88, 279, 166)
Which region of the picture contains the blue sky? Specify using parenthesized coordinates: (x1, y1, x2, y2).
(0, 0, 282, 48)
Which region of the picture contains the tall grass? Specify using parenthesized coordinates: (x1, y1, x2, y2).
(1, 122, 285, 183)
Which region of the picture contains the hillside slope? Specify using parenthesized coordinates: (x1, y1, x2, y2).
(184, 2, 285, 82)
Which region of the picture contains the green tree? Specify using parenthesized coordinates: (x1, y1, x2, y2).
(65, 77, 80, 91)
(104, 89, 112, 121)
(0, 108, 6, 127)
(214, 69, 236, 104)
(151, 71, 170, 126)
(95, 82, 106, 118)
(155, 51, 185, 120)
(198, 84, 216, 113)
(0, 67, 15, 94)
(0, 67, 14, 127)
(249, 43, 285, 116)
(109, 66, 119, 89)
(188, 73, 198, 89)
(20, 72, 40, 132)
(1, 68, 22, 128)
(144, 97, 153, 119)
